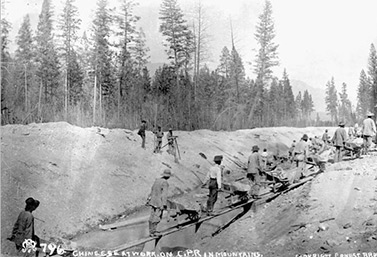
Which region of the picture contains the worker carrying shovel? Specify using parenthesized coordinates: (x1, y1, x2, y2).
(146, 169, 172, 237)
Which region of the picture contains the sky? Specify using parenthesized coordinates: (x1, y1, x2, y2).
(2, 0, 377, 109)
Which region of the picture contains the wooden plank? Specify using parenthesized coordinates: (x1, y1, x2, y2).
(107, 170, 319, 253)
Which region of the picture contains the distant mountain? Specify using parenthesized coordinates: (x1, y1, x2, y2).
(290, 79, 330, 120)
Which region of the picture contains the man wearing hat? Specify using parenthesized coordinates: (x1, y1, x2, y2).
(204, 155, 223, 215)
(332, 121, 347, 162)
(8, 197, 41, 253)
(138, 120, 147, 149)
(292, 134, 309, 182)
(146, 169, 171, 236)
(247, 145, 262, 198)
(166, 129, 178, 163)
(362, 112, 376, 155)
(153, 126, 164, 153)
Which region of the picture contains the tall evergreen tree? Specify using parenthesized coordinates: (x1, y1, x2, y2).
(325, 77, 338, 123)
(217, 46, 231, 78)
(35, 0, 61, 106)
(15, 15, 34, 62)
(159, 0, 194, 71)
(280, 69, 295, 120)
(229, 46, 245, 103)
(254, 0, 279, 84)
(58, 0, 82, 109)
(159, 0, 194, 128)
(92, 0, 115, 124)
(356, 69, 371, 118)
(339, 82, 352, 123)
(367, 43, 377, 116)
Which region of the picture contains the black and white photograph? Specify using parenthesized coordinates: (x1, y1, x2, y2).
(1, 0, 377, 256)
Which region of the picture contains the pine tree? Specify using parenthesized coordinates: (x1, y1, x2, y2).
(159, 0, 194, 71)
(356, 69, 371, 118)
(325, 77, 338, 123)
(280, 69, 295, 121)
(92, 0, 115, 124)
(15, 15, 34, 62)
(254, 0, 279, 85)
(367, 43, 377, 116)
(159, 0, 194, 128)
(229, 46, 245, 103)
(58, 0, 82, 111)
(35, 0, 61, 108)
(217, 47, 232, 78)
(339, 82, 352, 123)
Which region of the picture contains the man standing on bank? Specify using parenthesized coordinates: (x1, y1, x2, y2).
(146, 169, 171, 237)
(362, 112, 376, 155)
(138, 120, 147, 149)
(247, 145, 262, 198)
(8, 197, 41, 254)
(332, 121, 347, 163)
(153, 126, 164, 153)
(204, 155, 223, 216)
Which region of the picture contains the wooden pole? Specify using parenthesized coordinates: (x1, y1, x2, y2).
(24, 64, 27, 113)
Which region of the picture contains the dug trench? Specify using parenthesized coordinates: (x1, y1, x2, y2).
(2, 122, 377, 256)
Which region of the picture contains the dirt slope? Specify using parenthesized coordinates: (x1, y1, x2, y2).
(1, 122, 335, 255)
(195, 154, 377, 255)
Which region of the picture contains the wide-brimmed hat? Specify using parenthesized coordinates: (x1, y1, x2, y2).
(169, 128, 172, 131)
(213, 155, 223, 162)
(141, 120, 146, 123)
(25, 197, 40, 208)
(367, 112, 374, 117)
(161, 169, 172, 178)
(302, 134, 308, 140)
(338, 121, 345, 126)
(252, 145, 259, 151)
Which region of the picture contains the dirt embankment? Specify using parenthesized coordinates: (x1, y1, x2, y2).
(1, 122, 335, 255)
(196, 154, 377, 255)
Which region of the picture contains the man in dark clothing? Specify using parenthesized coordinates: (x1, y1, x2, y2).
(322, 129, 330, 144)
(8, 197, 40, 254)
(153, 126, 164, 153)
(204, 155, 223, 215)
(166, 129, 178, 163)
(332, 121, 347, 162)
(138, 120, 147, 149)
(146, 169, 171, 236)
(247, 145, 262, 198)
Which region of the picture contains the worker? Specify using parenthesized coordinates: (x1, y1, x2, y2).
(348, 125, 355, 139)
(153, 126, 164, 153)
(247, 145, 262, 199)
(204, 155, 223, 215)
(166, 129, 178, 163)
(288, 140, 296, 162)
(332, 121, 347, 162)
(8, 197, 41, 254)
(260, 148, 268, 170)
(146, 169, 172, 236)
(354, 123, 361, 138)
(293, 134, 309, 182)
(362, 112, 377, 155)
(137, 120, 147, 149)
(322, 129, 330, 144)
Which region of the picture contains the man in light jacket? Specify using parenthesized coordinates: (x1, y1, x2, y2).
(332, 121, 347, 163)
(362, 112, 377, 155)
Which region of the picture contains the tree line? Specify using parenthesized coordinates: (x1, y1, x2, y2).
(324, 43, 377, 126)
(2, 0, 322, 130)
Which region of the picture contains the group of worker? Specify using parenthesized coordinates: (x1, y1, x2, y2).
(137, 120, 178, 162)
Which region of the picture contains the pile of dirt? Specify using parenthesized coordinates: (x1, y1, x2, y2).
(1, 122, 335, 255)
(195, 154, 377, 255)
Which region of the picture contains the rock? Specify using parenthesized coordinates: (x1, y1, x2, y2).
(365, 219, 375, 226)
(318, 223, 329, 231)
(326, 239, 338, 246)
(343, 223, 352, 229)
(354, 187, 361, 191)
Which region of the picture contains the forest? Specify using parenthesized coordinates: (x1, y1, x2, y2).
(1, 0, 376, 130)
